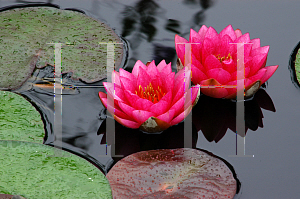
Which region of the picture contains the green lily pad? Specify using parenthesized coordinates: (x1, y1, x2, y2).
(0, 6, 123, 90)
(0, 140, 112, 199)
(0, 91, 44, 143)
(295, 47, 300, 85)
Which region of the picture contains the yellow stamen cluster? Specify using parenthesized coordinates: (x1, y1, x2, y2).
(135, 83, 165, 103)
(215, 53, 232, 62)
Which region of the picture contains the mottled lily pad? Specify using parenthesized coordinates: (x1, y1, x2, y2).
(294, 47, 300, 85)
(107, 148, 237, 199)
(0, 6, 123, 90)
(0, 140, 112, 198)
(0, 91, 44, 143)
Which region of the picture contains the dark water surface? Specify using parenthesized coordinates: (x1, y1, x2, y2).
(1, 0, 300, 198)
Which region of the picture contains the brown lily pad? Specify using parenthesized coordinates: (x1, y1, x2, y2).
(107, 148, 237, 199)
(0, 6, 123, 90)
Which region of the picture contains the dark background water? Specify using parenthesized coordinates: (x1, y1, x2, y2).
(1, 0, 300, 198)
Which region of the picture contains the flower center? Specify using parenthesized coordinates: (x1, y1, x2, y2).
(215, 53, 232, 62)
(135, 83, 165, 103)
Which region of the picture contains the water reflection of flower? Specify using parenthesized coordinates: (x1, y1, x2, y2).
(192, 88, 276, 142)
(98, 118, 198, 162)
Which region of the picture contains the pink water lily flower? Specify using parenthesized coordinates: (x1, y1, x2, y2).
(175, 24, 279, 99)
(98, 60, 200, 133)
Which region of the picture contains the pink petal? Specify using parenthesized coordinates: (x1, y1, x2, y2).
(118, 101, 135, 119)
(170, 86, 199, 116)
(175, 34, 188, 63)
(219, 24, 237, 41)
(157, 60, 171, 76)
(132, 110, 156, 124)
(146, 60, 160, 79)
(173, 69, 191, 104)
(103, 82, 127, 103)
(235, 29, 242, 38)
(260, 65, 279, 84)
(108, 102, 131, 121)
(159, 62, 172, 78)
(99, 92, 130, 120)
(245, 66, 251, 78)
(156, 60, 167, 71)
(230, 63, 250, 80)
(190, 29, 202, 59)
(112, 71, 121, 87)
(200, 78, 229, 98)
(249, 53, 268, 76)
(250, 46, 269, 57)
(150, 76, 163, 92)
(189, 28, 202, 43)
(191, 86, 200, 104)
(120, 76, 136, 93)
(132, 60, 147, 78)
(191, 53, 204, 70)
(174, 66, 191, 89)
(234, 32, 250, 43)
(204, 54, 223, 71)
(161, 72, 175, 93)
(218, 34, 233, 57)
(156, 109, 175, 124)
(124, 90, 144, 109)
(191, 64, 207, 85)
(170, 105, 193, 126)
(98, 91, 108, 108)
(202, 38, 215, 64)
(136, 98, 154, 111)
(204, 26, 220, 46)
(172, 83, 186, 105)
(170, 97, 184, 118)
(250, 38, 260, 50)
(198, 25, 208, 43)
(115, 115, 140, 129)
(99, 90, 122, 110)
(137, 67, 152, 89)
(119, 68, 137, 90)
(246, 68, 266, 87)
(206, 68, 231, 84)
(223, 80, 238, 98)
(221, 58, 236, 74)
(149, 100, 170, 116)
(159, 91, 173, 104)
(238, 42, 252, 57)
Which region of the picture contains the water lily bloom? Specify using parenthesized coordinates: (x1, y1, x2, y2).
(175, 24, 279, 99)
(98, 60, 200, 133)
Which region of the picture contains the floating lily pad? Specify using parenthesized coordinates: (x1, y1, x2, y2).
(0, 91, 44, 143)
(0, 140, 112, 198)
(0, 6, 123, 90)
(294, 46, 300, 86)
(107, 148, 237, 199)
